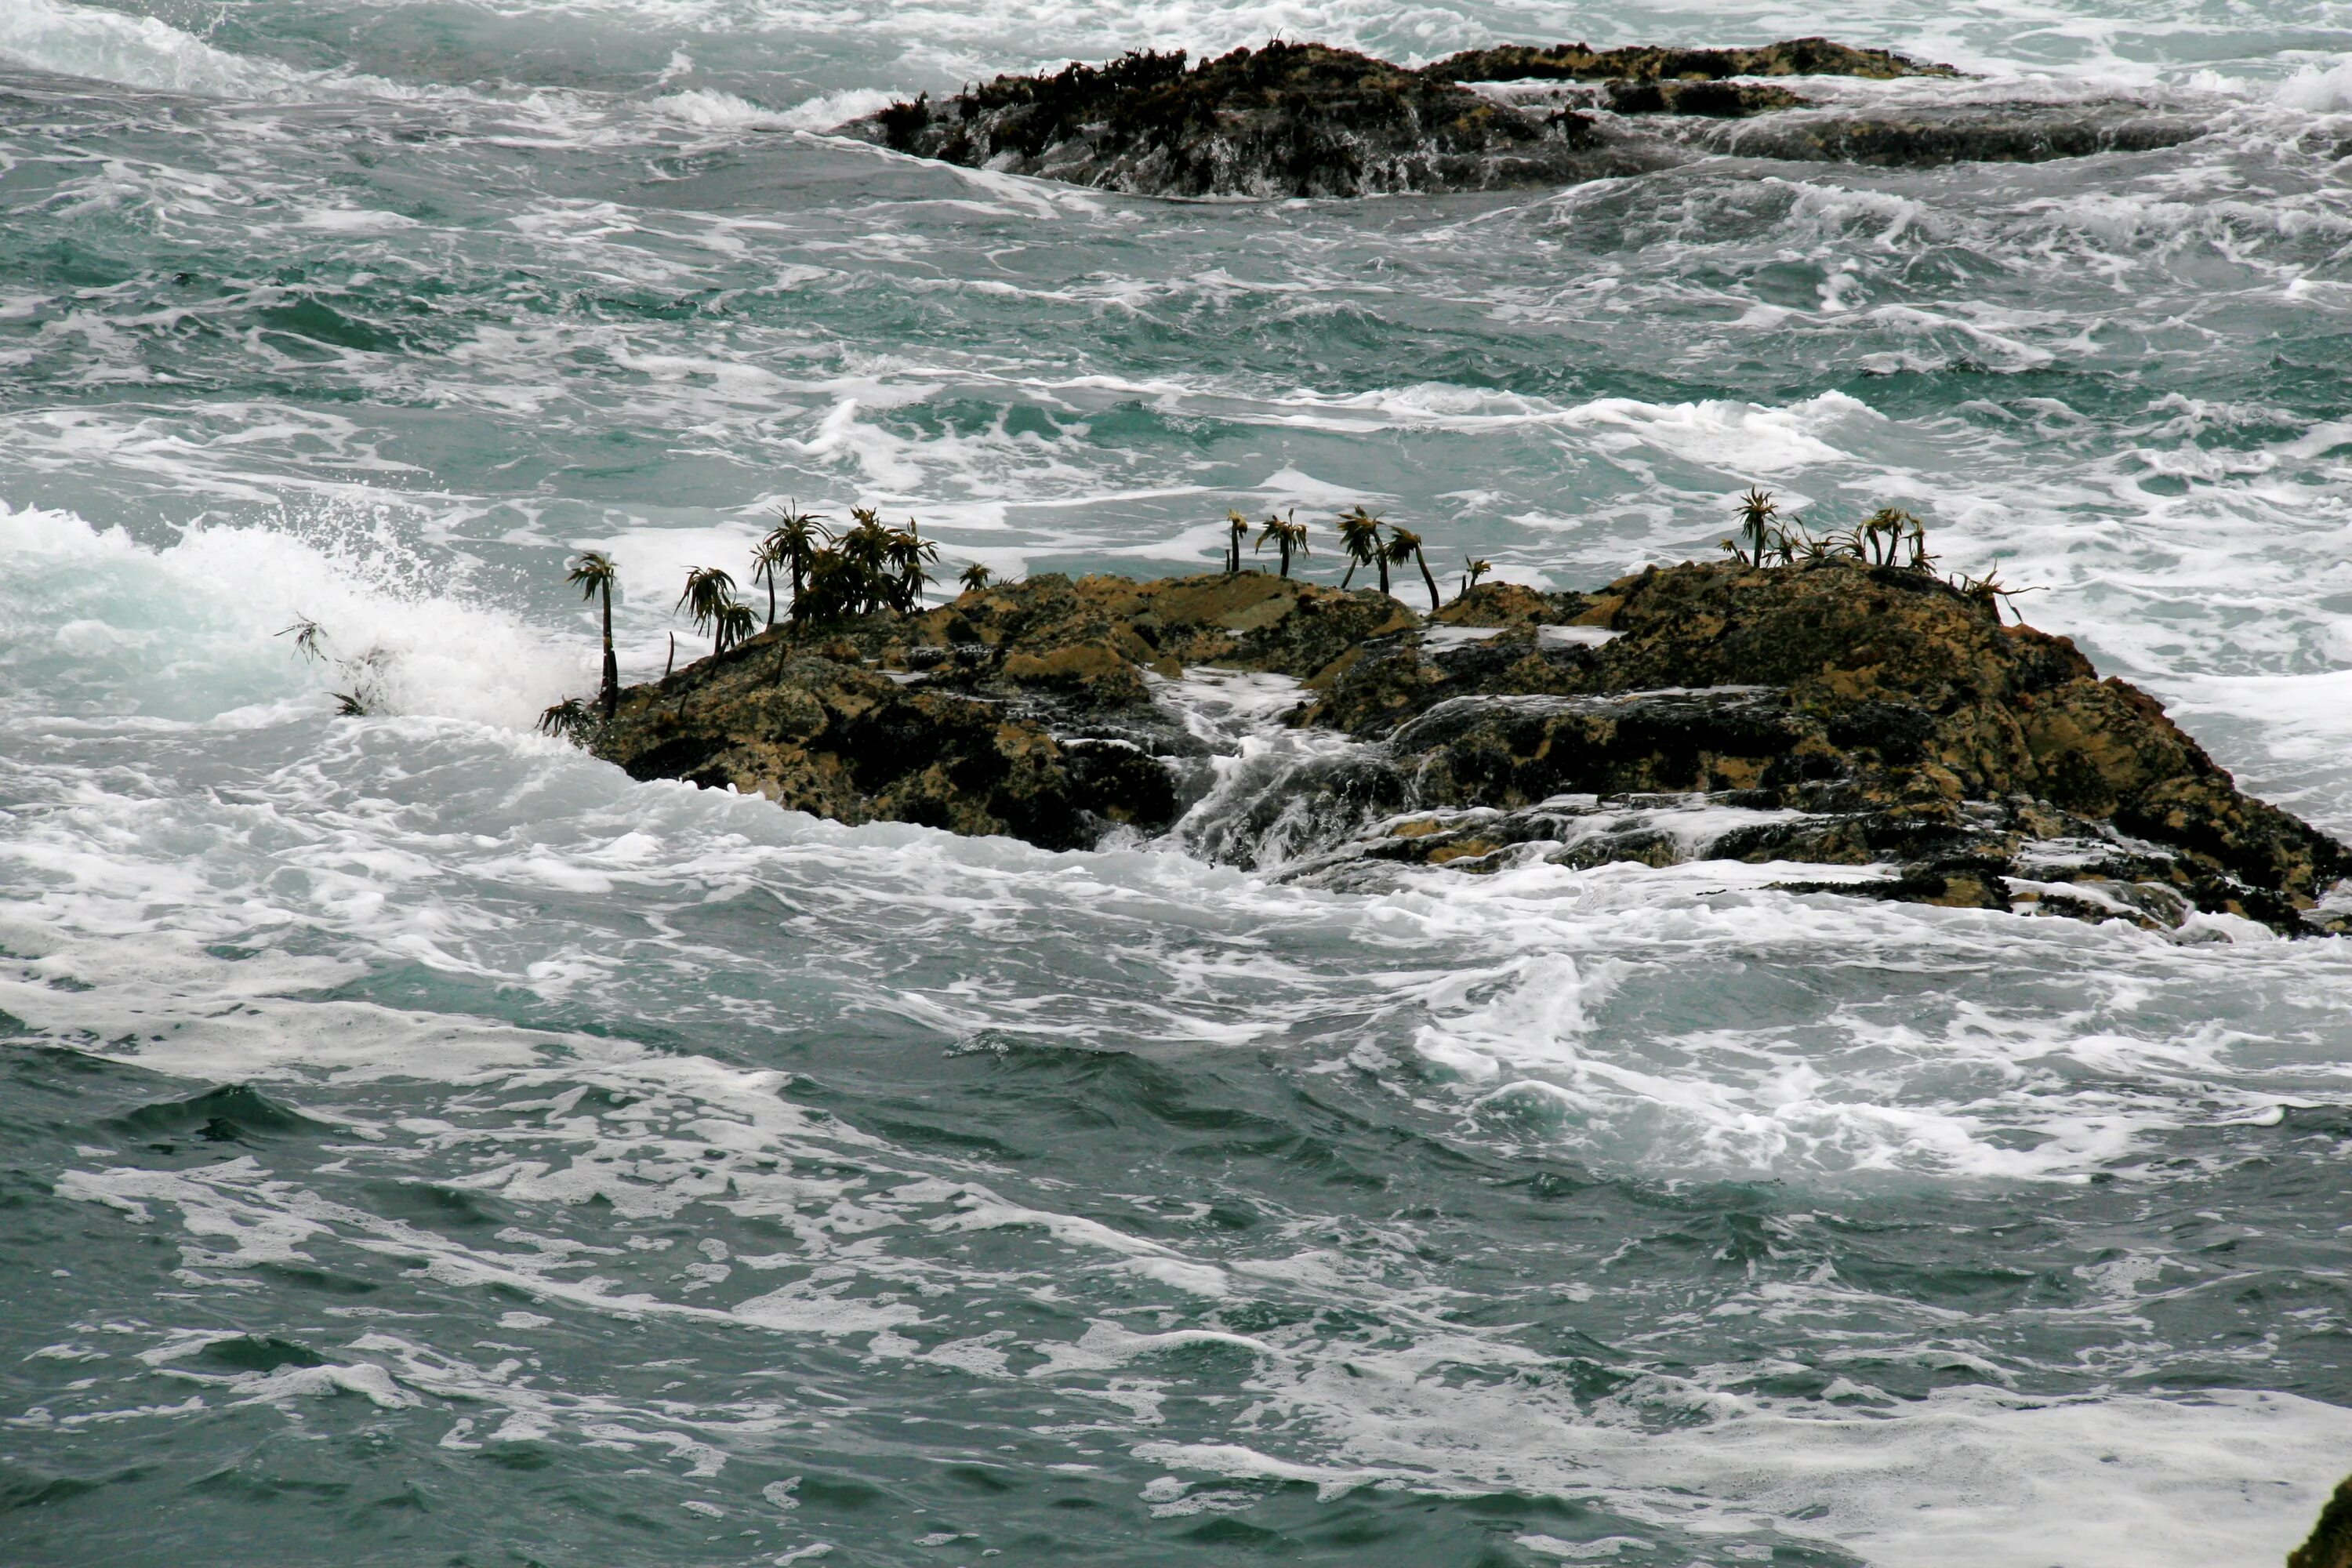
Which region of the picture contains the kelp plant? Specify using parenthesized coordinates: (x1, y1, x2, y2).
(677, 565, 750, 657)
(1224, 510, 1252, 574)
(1383, 524, 1442, 611)
(278, 613, 393, 717)
(1336, 506, 1388, 591)
(793, 507, 937, 623)
(566, 550, 620, 717)
(1254, 510, 1309, 578)
(1724, 490, 2024, 619)
(753, 504, 828, 629)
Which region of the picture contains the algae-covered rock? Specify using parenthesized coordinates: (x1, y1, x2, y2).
(1421, 37, 1955, 85)
(839, 35, 2198, 197)
(593, 572, 1412, 850)
(2292, 1477, 2352, 1568)
(1295, 559, 2350, 930)
(854, 42, 1635, 199)
(590, 559, 2350, 935)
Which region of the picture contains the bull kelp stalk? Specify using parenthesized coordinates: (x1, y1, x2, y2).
(566, 551, 620, 717)
(1254, 510, 1308, 578)
(1336, 506, 1385, 590)
(886, 517, 938, 611)
(1385, 525, 1440, 610)
(1728, 487, 1778, 568)
(717, 599, 757, 652)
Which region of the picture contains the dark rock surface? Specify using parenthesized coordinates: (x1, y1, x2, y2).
(1418, 38, 1954, 84)
(1633, 98, 2205, 165)
(594, 572, 1414, 849)
(2293, 1478, 2352, 1568)
(840, 38, 2208, 198)
(590, 560, 2352, 935)
(856, 43, 1640, 200)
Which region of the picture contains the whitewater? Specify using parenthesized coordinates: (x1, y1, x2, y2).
(2, 1, 2351, 1564)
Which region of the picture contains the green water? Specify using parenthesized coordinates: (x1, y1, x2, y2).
(4, 2, 2352, 1563)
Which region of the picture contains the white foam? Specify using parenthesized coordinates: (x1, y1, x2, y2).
(0, 0, 420, 103)
(2277, 56, 2352, 113)
(648, 88, 787, 129)
(0, 498, 589, 728)
(781, 87, 898, 132)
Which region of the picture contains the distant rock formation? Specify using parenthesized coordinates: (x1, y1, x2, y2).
(855, 43, 1642, 200)
(839, 38, 2205, 198)
(586, 560, 2351, 935)
(1416, 37, 1955, 85)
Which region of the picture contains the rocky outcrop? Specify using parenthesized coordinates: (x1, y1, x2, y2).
(841, 38, 2207, 198)
(593, 572, 1413, 849)
(2293, 1478, 2352, 1568)
(856, 43, 1640, 200)
(589, 560, 2351, 935)
(1296, 564, 2349, 931)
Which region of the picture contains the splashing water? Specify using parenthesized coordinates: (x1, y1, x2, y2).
(4, 2, 2352, 1564)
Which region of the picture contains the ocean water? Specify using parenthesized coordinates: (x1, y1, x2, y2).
(5, 2, 2352, 1565)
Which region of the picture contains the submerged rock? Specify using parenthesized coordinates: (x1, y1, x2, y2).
(840, 38, 2206, 198)
(1611, 97, 2205, 166)
(590, 559, 2351, 935)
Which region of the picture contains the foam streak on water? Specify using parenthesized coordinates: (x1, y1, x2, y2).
(2, 2, 2351, 1565)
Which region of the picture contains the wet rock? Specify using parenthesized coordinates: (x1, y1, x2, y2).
(1304, 559, 2352, 931)
(838, 36, 2204, 197)
(1420, 37, 1958, 85)
(590, 559, 2350, 935)
(1667, 102, 2207, 165)
(2292, 1477, 2352, 1568)
(1602, 81, 1810, 118)
(593, 572, 1411, 851)
(851, 42, 1639, 199)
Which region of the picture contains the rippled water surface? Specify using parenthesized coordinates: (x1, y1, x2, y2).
(5, 2, 2352, 1564)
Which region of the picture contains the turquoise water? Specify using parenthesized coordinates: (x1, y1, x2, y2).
(5, 3, 2352, 1564)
